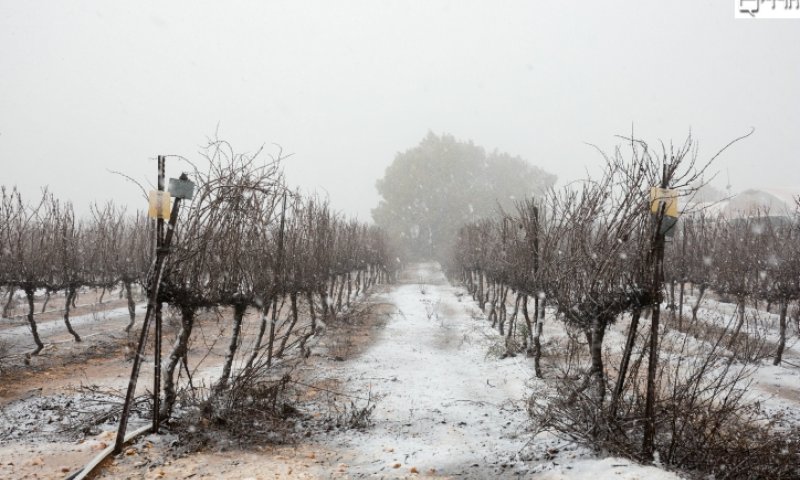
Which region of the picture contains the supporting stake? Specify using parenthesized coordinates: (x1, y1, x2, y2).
(153, 155, 165, 433)
(642, 164, 668, 460)
(114, 193, 183, 454)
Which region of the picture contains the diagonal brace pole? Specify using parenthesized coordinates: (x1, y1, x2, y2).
(114, 196, 183, 454)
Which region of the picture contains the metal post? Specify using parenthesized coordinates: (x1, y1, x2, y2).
(267, 192, 288, 368)
(153, 156, 165, 433)
(642, 163, 668, 460)
(114, 184, 183, 454)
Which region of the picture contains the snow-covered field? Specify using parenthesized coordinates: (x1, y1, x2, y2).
(13, 262, 800, 478)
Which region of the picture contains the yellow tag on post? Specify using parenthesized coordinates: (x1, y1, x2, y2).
(650, 187, 679, 218)
(148, 191, 171, 219)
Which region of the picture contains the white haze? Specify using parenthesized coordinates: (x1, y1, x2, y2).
(1, 0, 798, 220)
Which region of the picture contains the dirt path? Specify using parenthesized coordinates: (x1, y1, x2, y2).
(299, 262, 678, 479)
(307, 262, 533, 478)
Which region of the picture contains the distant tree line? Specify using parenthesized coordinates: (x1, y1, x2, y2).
(372, 132, 556, 261)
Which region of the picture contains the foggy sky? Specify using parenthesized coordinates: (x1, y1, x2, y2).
(1, 1, 798, 220)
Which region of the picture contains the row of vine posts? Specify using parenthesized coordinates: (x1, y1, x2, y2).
(449, 131, 800, 465)
(0, 141, 395, 455)
(0, 189, 150, 352)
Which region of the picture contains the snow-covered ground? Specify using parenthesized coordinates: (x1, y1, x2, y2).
(675, 293, 800, 423)
(10, 261, 800, 479)
(312, 262, 681, 479)
(2, 306, 134, 342)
